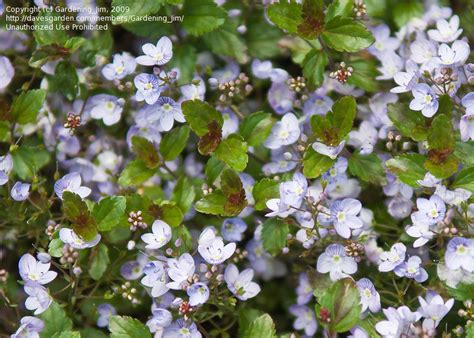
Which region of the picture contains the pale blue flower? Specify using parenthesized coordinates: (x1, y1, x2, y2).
(348, 121, 378, 155)
(330, 198, 363, 238)
(97, 303, 116, 328)
(0, 154, 12, 186)
(102, 52, 136, 80)
(88, 94, 125, 126)
(59, 228, 101, 249)
(134, 73, 163, 105)
(317, 244, 357, 281)
(141, 220, 172, 250)
(221, 218, 247, 242)
(460, 92, 474, 141)
(198, 228, 236, 265)
(280, 172, 307, 209)
(146, 97, 185, 131)
(411, 194, 445, 226)
(409, 83, 439, 117)
(136, 36, 173, 66)
(418, 291, 454, 329)
(11, 182, 30, 201)
(187, 282, 209, 306)
(436, 40, 470, 66)
(357, 278, 381, 313)
(180, 76, 205, 101)
(264, 113, 300, 149)
(146, 308, 172, 333)
(445, 237, 474, 272)
(406, 222, 435, 248)
(0, 56, 14, 90)
(303, 94, 333, 117)
(312, 140, 345, 159)
(391, 60, 420, 93)
(296, 273, 313, 305)
(265, 198, 293, 218)
(268, 82, 295, 114)
(394, 256, 428, 282)
(410, 37, 438, 66)
(376, 51, 403, 80)
(224, 264, 260, 301)
(378, 243, 406, 272)
(166, 253, 195, 290)
(141, 261, 169, 298)
(54, 172, 91, 200)
(369, 24, 400, 56)
(427, 15, 462, 42)
(164, 319, 201, 338)
(24, 283, 52, 315)
(375, 306, 421, 337)
(18, 254, 57, 286)
(289, 305, 317, 336)
(11, 316, 44, 338)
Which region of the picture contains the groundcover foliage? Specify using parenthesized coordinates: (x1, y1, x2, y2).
(1, 0, 474, 337)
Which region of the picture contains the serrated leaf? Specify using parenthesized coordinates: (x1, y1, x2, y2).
(239, 111, 274, 147)
(89, 244, 109, 280)
(111, 0, 163, 24)
(195, 190, 226, 215)
(118, 160, 155, 187)
(132, 136, 160, 169)
(221, 168, 247, 216)
(39, 302, 73, 338)
(11, 145, 50, 180)
(424, 156, 459, 179)
(303, 147, 335, 179)
(253, 178, 280, 211)
(331, 96, 356, 138)
(63, 192, 97, 241)
(48, 239, 64, 258)
(297, 0, 325, 39)
(454, 141, 474, 166)
(214, 134, 248, 171)
(302, 49, 328, 89)
(241, 314, 277, 338)
(385, 154, 426, 187)
(322, 16, 374, 52)
(261, 218, 289, 256)
(11, 89, 46, 125)
(34, 10, 68, 46)
(160, 125, 190, 161)
(266, 1, 302, 34)
(202, 20, 248, 63)
(168, 45, 197, 85)
(172, 176, 196, 213)
(348, 152, 386, 185)
(92, 196, 127, 231)
(182, 100, 223, 137)
(205, 156, 225, 185)
(387, 102, 427, 141)
(326, 0, 353, 22)
(47, 61, 79, 101)
(452, 166, 474, 192)
(182, 0, 227, 36)
(109, 316, 151, 338)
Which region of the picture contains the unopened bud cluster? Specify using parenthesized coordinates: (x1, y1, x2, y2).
(231, 248, 248, 263)
(353, 0, 367, 18)
(344, 240, 365, 262)
(288, 76, 306, 93)
(0, 269, 8, 283)
(435, 68, 458, 85)
(60, 244, 79, 265)
(330, 62, 353, 83)
(45, 220, 60, 239)
(128, 211, 147, 231)
(113, 281, 140, 304)
(218, 73, 252, 102)
(64, 113, 81, 133)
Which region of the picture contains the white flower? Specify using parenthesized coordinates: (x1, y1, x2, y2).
(427, 15, 463, 43)
(378, 243, 406, 272)
(54, 172, 91, 200)
(264, 113, 300, 149)
(59, 228, 101, 249)
(0, 56, 14, 90)
(224, 264, 261, 300)
(136, 36, 173, 66)
(18, 254, 57, 285)
(88, 94, 125, 126)
(435, 40, 470, 66)
(312, 140, 345, 159)
(317, 244, 357, 281)
(141, 220, 172, 249)
(24, 283, 53, 315)
(198, 228, 236, 265)
(166, 253, 195, 290)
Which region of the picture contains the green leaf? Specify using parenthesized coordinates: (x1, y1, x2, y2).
(195, 190, 226, 215)
(34, 10, 68, 46)
(118, 160, 155, 187)
(393, 0, 423, 28)
(89, 244, 109, 280)
(11, 89, 46, 125)
(261, 218, 289, 256)
(318, 278, 361, 333)
(241, 314, 277, 338)
(111, 0, 163, 23)
(326, 0, 353, 22)
(303, 147, 335, 179)
(158, 202, 184, 227)
(266, 1, 302, 34)
(39, 302, 73, 338)
(427, 114, 455, 151)
(182, 0, 227, 36)
(52, 331, 81, 338)
(253, 178, 280, 211)
(331, 96, 356, 138)
(246, 15, 283, 59)
(63, 192, 98, 241)
(446, 283, 474, 301)
(385, 154, 426, 187)
(220, 168, 247, 216)
(454, 141, 474, 166)
(172, 176, 196, 213)
(198, 120, 222, 155)
(109, 316, 151, 338)
(160, 125, 190, 161)
(47, 61, 79, 101)
(214, 134, 249, 171)
(205, 156, 225, 184)
(48, 239, 64, 258)
(0, 121, 10, 143)
(452, 166, 474, 192)
(387, 102, 428, 141)
(424, 156, 459, 179)
(322, 16, 374, 52)
(239, 112, 274, 147)
(203, 20, 248, 63)
(182, 100, 223, 137)
(297, 0, 325, 39)
(348, 152, 386, 185)
(11, 145, 50, 180)
(302, 49, 328, 89)
(63, 37, 86, 52)
(168, 45, 197, 85)
(132, 136, 160, 169)
(92, 196, 127, 231)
